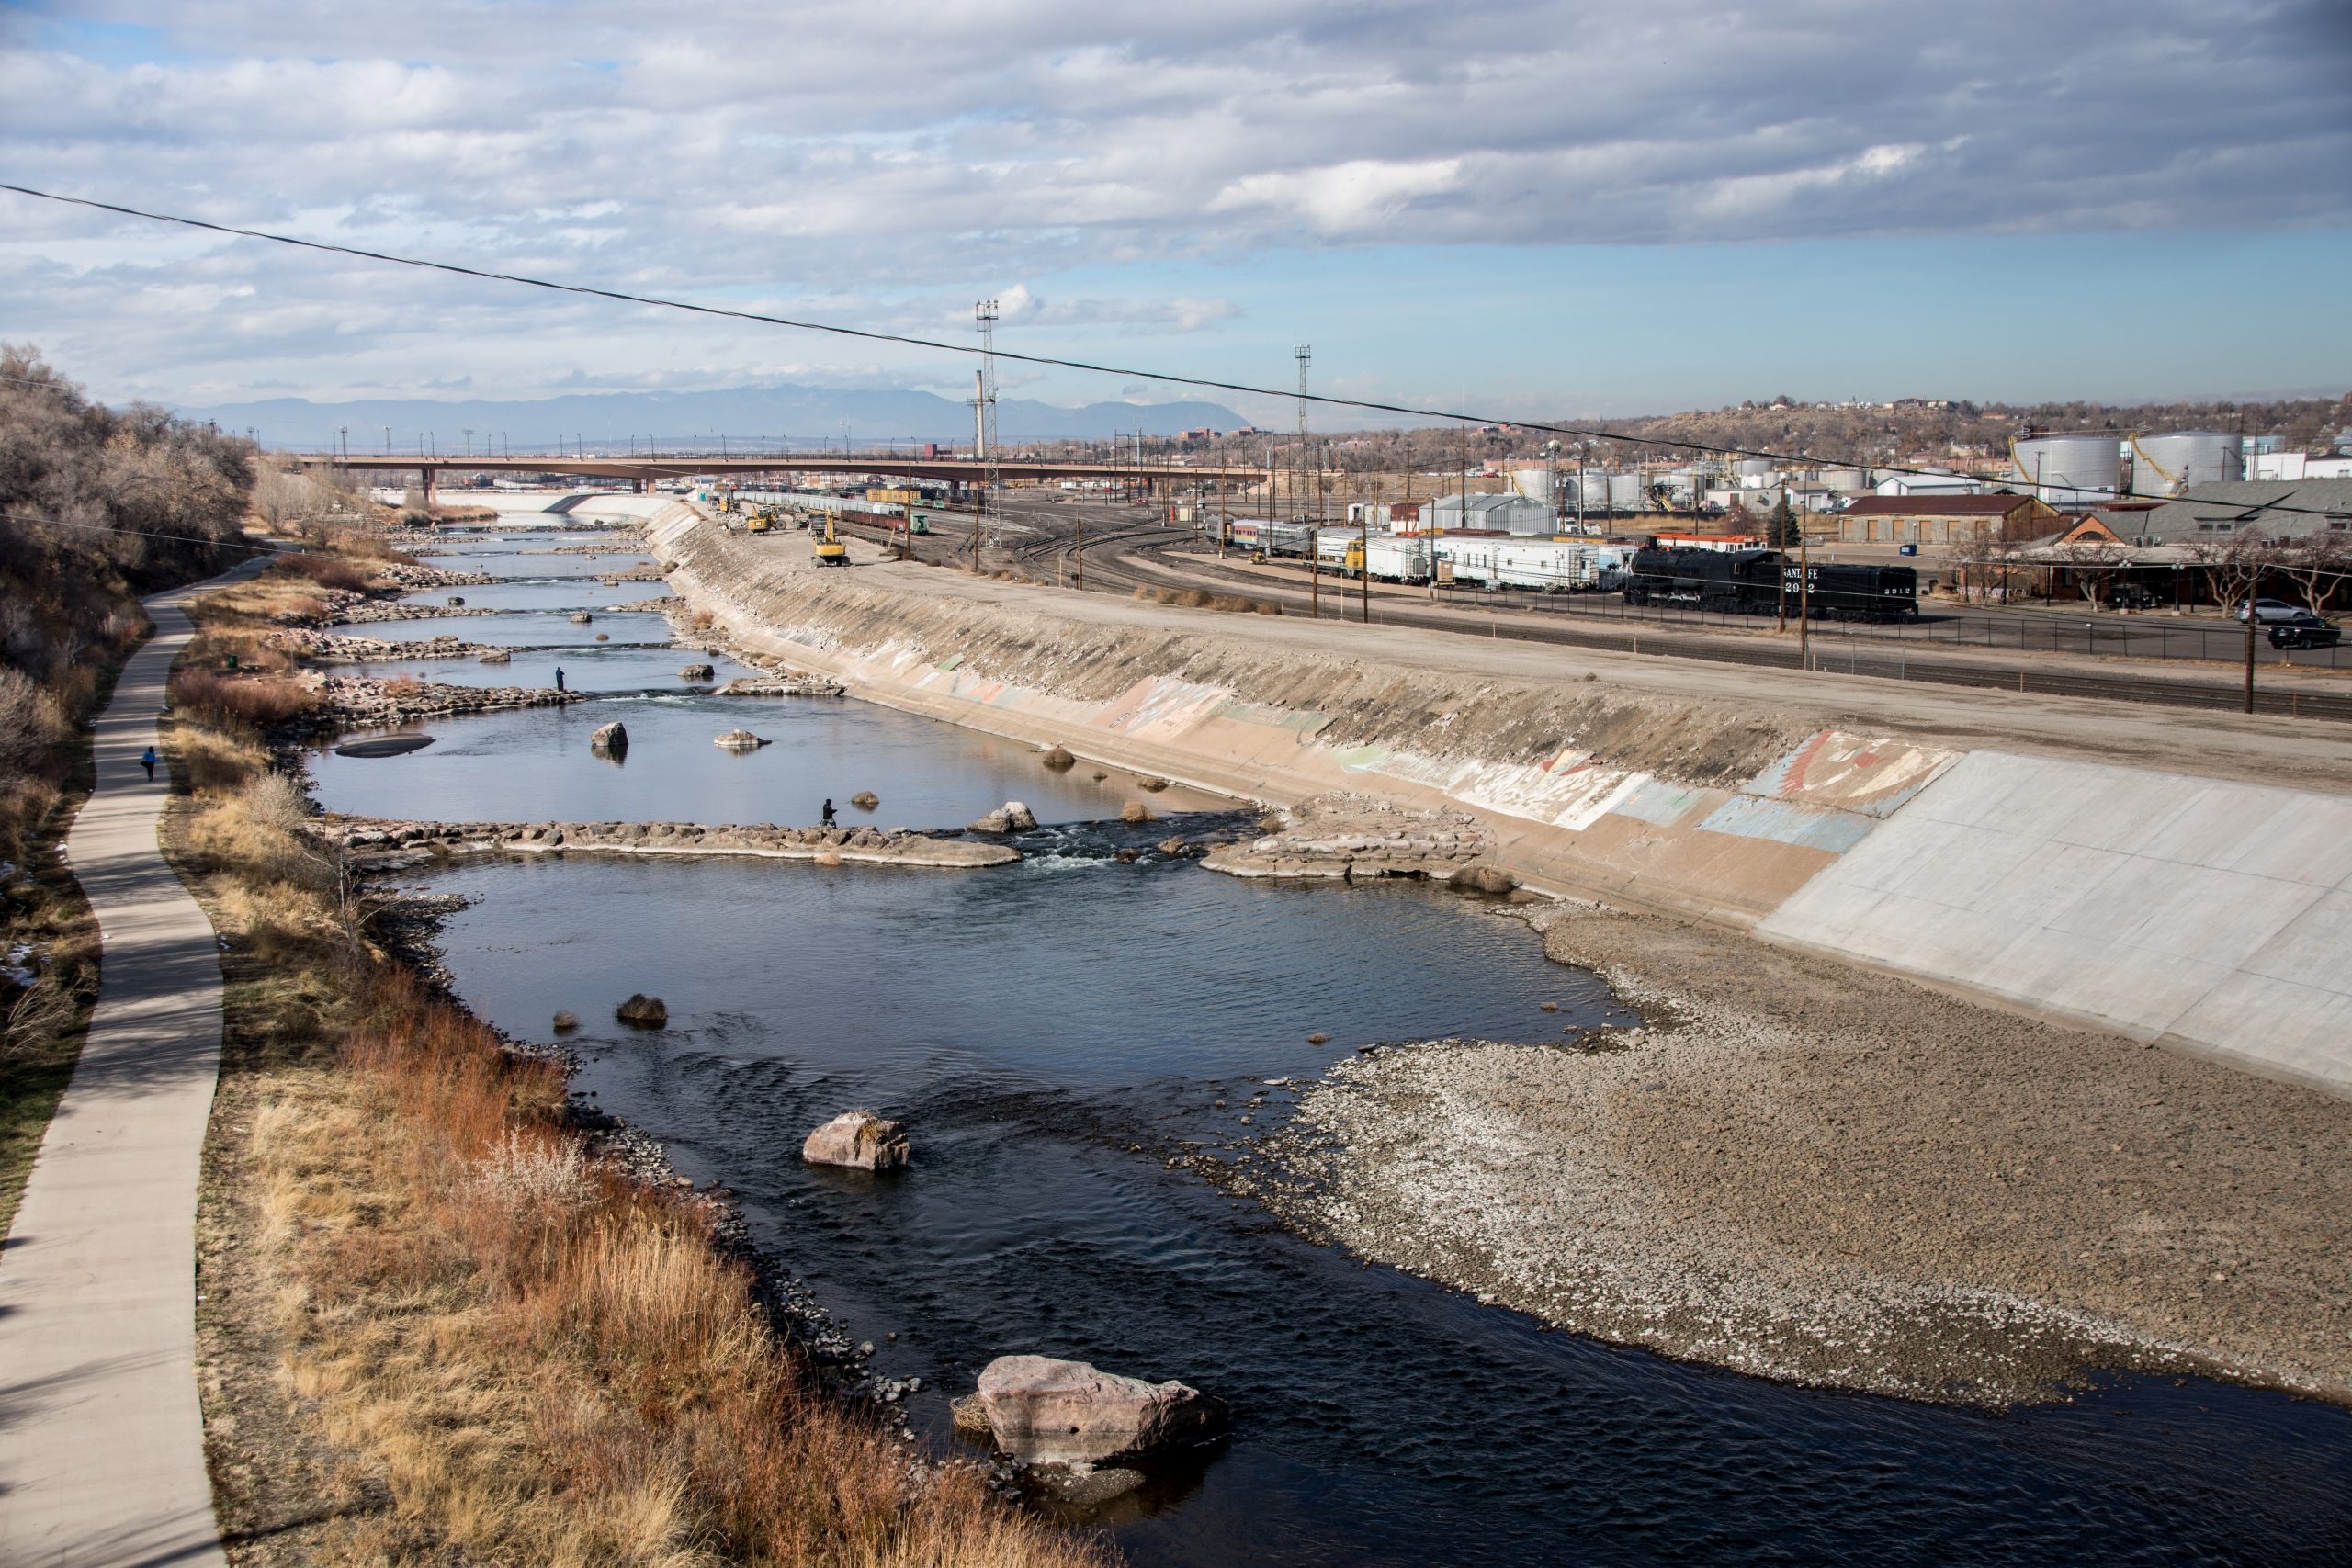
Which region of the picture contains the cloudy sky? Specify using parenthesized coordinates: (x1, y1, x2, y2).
(3, 0, 2348, 422)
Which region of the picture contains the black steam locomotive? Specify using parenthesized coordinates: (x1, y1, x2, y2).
(1620, 547, 1918, 621)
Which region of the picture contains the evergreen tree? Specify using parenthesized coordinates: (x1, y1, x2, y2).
(1768, 491, 1802, 548)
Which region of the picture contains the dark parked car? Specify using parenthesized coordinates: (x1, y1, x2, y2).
(2103, 583, 2158, 611)
(2267, 613, 2342, 650)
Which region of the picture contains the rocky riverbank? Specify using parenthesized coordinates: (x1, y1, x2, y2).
(1229, 901, 2352, 1408)
(308, 674, 582, 728)
(1201, 793, 1501, 886)
(325, 814, 1022, 870)
(328, 600, 503, 626)
(270, 627, 501, 660)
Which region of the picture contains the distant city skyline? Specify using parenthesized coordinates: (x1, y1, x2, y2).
(3, 2, 2347, 423)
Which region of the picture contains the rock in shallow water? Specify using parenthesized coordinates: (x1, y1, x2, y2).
(802, 1111, 910, 1171)
(590, 720, 628, 755)
(970, 1355, 1226, 1465)
(713, 728, 767, 750)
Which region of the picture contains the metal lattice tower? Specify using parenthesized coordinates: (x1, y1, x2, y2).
(976, 299, 1001, 555)
(1293, 344, 1311, 520)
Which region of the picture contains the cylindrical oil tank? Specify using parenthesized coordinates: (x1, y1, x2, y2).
(2011, 434, 2120, 501)
(1818, 466, 1870, 491)
(1511, 467, 1555, 505)
(1608, 473, 1646, 510)
(1577, 471, 1613, 509)
(1736, 457, 1773, 479)
(2132, 431, 2244, 496)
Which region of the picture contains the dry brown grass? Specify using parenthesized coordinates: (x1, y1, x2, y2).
(279, 552, 374, 593)
(170, 667, 321, 731)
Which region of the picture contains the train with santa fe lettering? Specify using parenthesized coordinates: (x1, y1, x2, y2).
(1619, 546, 1918, 621)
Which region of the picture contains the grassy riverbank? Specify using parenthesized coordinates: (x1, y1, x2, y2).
(169, 561, 1109, 1564)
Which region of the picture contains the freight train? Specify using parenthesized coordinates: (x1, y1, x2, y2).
(1223, 521, 1622, 590)
(1619, 547, 1917, 620)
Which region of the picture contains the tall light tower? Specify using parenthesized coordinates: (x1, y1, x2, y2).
(1293, 344, 1312, 525)
(974, 298, 1001, 571)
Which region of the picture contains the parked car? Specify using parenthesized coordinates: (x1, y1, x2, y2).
(2104, 583, 2158, 611)
(2233, 597, 2307, 624)
(2267, 613, 2342, 650)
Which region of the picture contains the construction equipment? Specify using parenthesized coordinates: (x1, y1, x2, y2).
(746, 510, 772, 535)
(812, 513, 849, 567)
(910, 512, 931, 536)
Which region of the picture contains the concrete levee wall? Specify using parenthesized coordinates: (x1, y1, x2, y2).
(651, 506, 2352, 1094)
(1757, 751, 2352, 1091)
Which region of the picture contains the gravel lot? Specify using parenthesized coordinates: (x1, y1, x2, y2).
(1233, 902, 2352, 1406)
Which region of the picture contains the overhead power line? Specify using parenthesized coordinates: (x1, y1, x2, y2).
(1, 180, 2343, 516)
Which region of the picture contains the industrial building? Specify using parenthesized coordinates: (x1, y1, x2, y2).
(1826, 493, 2054, 546)
(1424, 491, 1554, 536)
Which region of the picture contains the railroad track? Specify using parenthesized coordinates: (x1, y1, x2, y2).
(799, 511, 2352, 724)
(1101, 539, 2352, 724)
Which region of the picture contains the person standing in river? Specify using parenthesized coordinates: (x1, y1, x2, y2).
(821, 797, 836, 827)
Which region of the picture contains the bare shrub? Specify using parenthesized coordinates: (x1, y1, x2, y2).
(468, 1130, 597, 1215)
(169, 669, 319, 730)
(278, 553, 372, 592)
(3, 975, 74, 1062)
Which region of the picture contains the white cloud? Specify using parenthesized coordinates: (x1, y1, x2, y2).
(1210, 159, 1464, 232)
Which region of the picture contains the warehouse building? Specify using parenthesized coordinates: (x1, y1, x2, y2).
(1830, 492, 2055, 546)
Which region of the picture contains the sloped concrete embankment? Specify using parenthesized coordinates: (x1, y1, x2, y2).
(649, 506, 2352, 1093)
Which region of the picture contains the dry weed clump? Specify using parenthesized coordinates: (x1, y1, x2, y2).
(279, 552, 373, 593)
(169, 667, 320, 731)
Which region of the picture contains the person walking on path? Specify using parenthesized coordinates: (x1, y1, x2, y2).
(0, 552, 269, 1568)
(140, 743, 158, 780)
(821, 797, 837, 827)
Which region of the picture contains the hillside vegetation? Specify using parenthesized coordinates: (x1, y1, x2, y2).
(0, 345, 253, 852)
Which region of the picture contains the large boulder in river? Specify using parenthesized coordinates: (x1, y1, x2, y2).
(802, 1111, 909, 1171)
(679, 662, 716, 681)
(615, 993, 667, 1027)
(590, 720, 628, 755)
(1449, 862, 1518, 896)
(968, 1355, 1226, 1465)
(713, 728, 768, 750)
(967, 799, 1038, 834)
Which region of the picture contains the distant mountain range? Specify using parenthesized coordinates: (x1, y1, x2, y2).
(175, 383, 1255, 451)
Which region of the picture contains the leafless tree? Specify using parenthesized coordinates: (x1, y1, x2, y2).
(2276, 530, 2352, 616)
(2048, 541, 2131, 609)
(2187, 530, 2290, 713)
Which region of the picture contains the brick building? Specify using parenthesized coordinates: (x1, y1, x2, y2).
(1830, 492, 2054, 546)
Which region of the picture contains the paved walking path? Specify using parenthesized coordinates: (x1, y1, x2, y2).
(0, 558, 265, 1567)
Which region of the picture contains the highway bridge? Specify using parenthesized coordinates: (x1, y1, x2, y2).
(286, 451, 1270, 503)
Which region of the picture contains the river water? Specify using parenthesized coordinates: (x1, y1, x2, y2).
(315, 525, 2352, 1566)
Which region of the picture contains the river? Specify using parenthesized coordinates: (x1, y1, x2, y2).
(307, 522, 2352, 1566)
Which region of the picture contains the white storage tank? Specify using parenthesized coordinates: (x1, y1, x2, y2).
(1510, 468, 1556, 506)
(1818, 467, 1870, 491)
(2010, 434, 2120, 502)
(1607, 473, 1647, 510)
(1577, 471, 1614, 510)
(2131, 431, 2245, 496)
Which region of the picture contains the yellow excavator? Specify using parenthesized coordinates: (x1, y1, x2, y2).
(746, 509, 772, 535)
(812, 512, 848, 567)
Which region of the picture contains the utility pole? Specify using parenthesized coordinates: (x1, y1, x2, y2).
(1799, 515, 1813, 668)
(1295, 344, 1317, 619)
(974, 299, 1001, 572)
